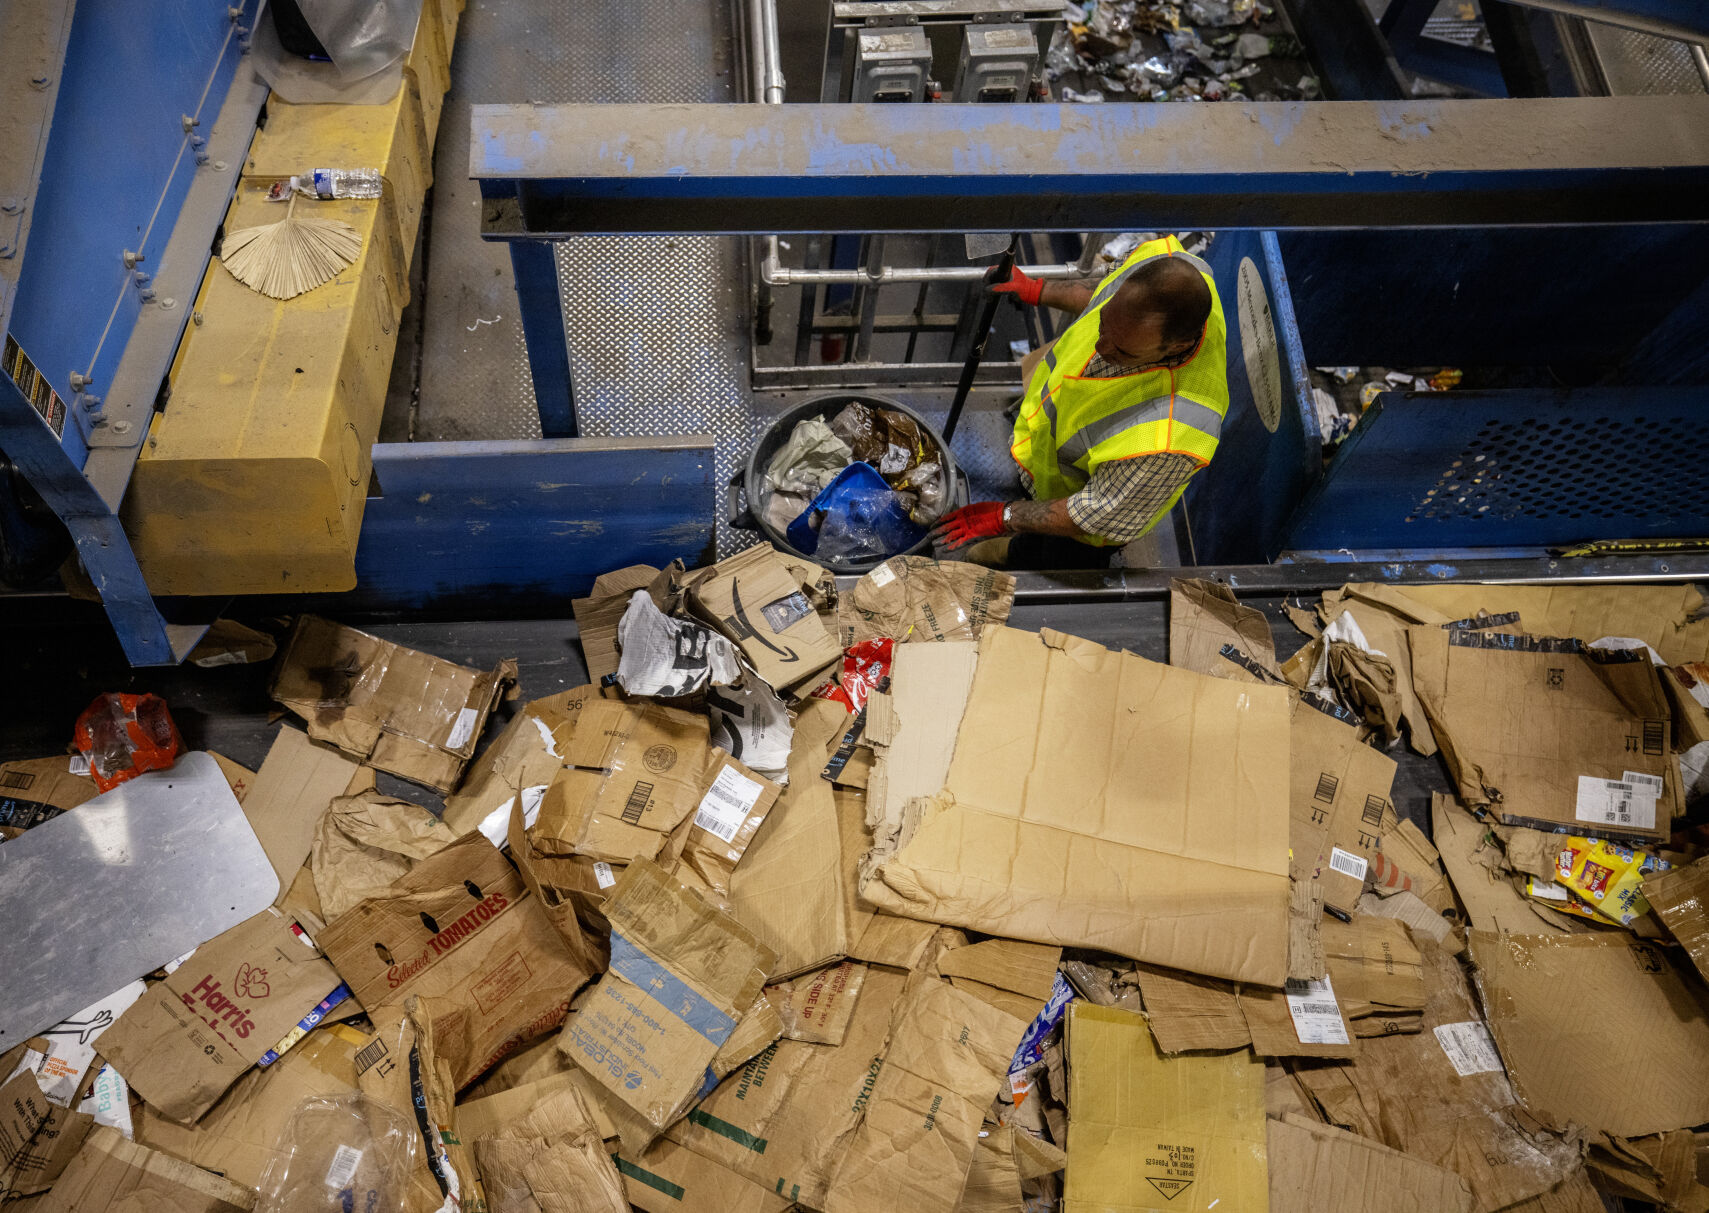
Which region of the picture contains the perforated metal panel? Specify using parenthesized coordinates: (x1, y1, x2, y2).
(1285, 388, 1709, 552)
(1586, 22, 1706, 96)
(1407, 413, 1709, 527)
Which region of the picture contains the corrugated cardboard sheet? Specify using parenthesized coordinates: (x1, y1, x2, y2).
(1409, 628, 1679, 840)
(32, 1126, 254, 1213)
(1267, 1115, 1474, 1213)
(1288, 702, 1398, 915)
(864, 627, 1292, 987)
(837, 557, 1014, 646)
(1064, 1002, 1267, 1213)
(1168, 577, 1278, 682)
(1291, 939, 1580, 1212)
(1645, 855, 1709, 984)
(1471, 931, 1709, 1138)
(823, 980, 1027, 1213)
(687, 544, 841, 694)
(239, 727, 365, 887)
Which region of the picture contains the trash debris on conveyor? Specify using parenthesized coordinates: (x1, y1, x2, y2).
(8, 571, 1709, 1213)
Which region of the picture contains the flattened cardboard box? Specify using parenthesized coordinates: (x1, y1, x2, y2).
(1471, 931, 1709, 1139)
(271, 614, 516, 792)
(1168, 577, 1279, 683)
(824, 979, 1028, 1213)
(98, 908, 342, 1124)
(1409, 628, 1678, 841)
(320, 832, 597, 1089)
(443, 684, 602, 837)
(558, 859, 773, 1149)
(1288, 701, 1398, 915)
(1291, 938, 1580, 1212)
(1065, 1002, 1268, 1213)
(668, 964, 907, 1208)
(1267, 1115, 1474, 1213)
(133, 1025, 365, 1190)
(0, 1068, 92, 1197)
(0, 756, 96, 842)
(688, 544, 841, 693)
(534, 699, 715, 864)
(34, 1126, 254, 1213)
(863, 627, 1292, 987)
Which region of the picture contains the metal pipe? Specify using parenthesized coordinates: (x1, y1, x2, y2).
(761, 253, 1086, 285)
(832, 553, 1709, 600)
(751, 0, 786, 103)
(1693, 42, 1709, 92)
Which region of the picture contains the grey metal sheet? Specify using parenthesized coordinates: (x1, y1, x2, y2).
(1585, 20, 1707, 94)
(0, 752, 280, 1050)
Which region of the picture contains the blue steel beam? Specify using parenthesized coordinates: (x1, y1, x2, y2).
(471, 98, 1709, 236)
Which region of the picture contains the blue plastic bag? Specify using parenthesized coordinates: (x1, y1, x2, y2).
(786, 462, 924, 565)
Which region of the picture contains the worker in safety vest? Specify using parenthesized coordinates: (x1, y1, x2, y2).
(930, 235, 1227, 567)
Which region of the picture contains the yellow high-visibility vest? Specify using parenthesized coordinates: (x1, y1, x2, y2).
(1010, 235, 1229, 543)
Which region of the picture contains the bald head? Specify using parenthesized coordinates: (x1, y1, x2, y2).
(1094, 256, 1213, 368)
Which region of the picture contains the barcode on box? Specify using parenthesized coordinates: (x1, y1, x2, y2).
(593, 861, 616, 889)
(1624, 770, 1664, 796)
(1314, 772, 1339, 804)
(1361, 795, 1387, 827)
(353, 1039, 388, 1075)
(1284, 975, 1349, 1046)
(694, 765, 765, 844)
(1328, 847, 1369, 881)
(325, 1144, 363, 1190)
(622, 781, 654, 825)
(0, 770, 34, 790)
(1642, 720, 1665, 756)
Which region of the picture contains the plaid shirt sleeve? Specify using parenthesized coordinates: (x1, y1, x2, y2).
(1063, 452, 1200, 543)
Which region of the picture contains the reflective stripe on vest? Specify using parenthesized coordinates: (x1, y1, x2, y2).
(1055, 393, 1226, 481)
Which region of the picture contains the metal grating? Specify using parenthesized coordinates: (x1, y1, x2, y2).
(1585, 21, 1706, 95)
(1408, 414, 1709, 526)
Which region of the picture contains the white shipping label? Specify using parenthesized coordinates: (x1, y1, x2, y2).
(447, 707, 480, 750)
(1284, 975, 1349, 1046)
(1622, 770, 1665, 798)
(694, 765, 765, 844)
(1575, 775, 1657, 830)
(1434, 1021, 1504, 1077)
(1327, 847, 1369, 881)
(326, 1144, 364, 1190)
(1528, 880, 1569, 901)
(867, 562, 897, 589)
(593, 861, 617, 890)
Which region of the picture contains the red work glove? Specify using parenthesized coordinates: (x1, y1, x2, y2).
(986, 263, 1044, 307)
(930, 502, 1009, 553)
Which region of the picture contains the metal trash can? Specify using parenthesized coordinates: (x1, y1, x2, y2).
(727, 393, 970, 573)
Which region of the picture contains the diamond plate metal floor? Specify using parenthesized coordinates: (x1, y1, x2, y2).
(412, 0, 752, 553)
(1585, 20, 1707, 95)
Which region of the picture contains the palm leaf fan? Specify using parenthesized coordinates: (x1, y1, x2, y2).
(220, 193, 363, 300)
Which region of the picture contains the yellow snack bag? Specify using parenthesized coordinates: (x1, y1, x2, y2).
(1554, 837, 1668, 926)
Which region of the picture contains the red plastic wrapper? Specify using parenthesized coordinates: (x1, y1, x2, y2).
(811, 639, 895, 713)
(72, 693, 184, 792)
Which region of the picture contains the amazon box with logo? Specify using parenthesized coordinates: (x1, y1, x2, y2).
(559, 859, 774, 1153)
(270, 615, 518, 793)
(687, 545, 840, 694)
(319, 832, 599, 1090)
(97, 908, 341, 1124)
(1409, 627, 1680, 842)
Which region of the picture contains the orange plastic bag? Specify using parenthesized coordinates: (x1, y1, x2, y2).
(73, 692, 183, 792)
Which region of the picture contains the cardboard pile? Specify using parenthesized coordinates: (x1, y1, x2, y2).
(13, 566, 1709, 1213)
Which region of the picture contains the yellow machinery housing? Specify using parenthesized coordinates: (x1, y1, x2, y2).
(122, 0, 462, 594)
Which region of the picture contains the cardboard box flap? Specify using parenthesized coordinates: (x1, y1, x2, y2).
(604, 859, 775, 1012)
(1064, 1002, 1267, 1213)
(34, 1126, 255, 1213)
(1645, 856, 1709, 983)
(936, 939, 1062, 1002)
(864, 627, 1292, 987)
(837, 556, 1015, 647)
(1168, 577, 1278, 683)
(687, 544, 842, 693)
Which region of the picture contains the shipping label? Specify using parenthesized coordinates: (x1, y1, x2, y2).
(1284, 975, 1349, 1046)
(1434, 1021, 1504, 1077)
